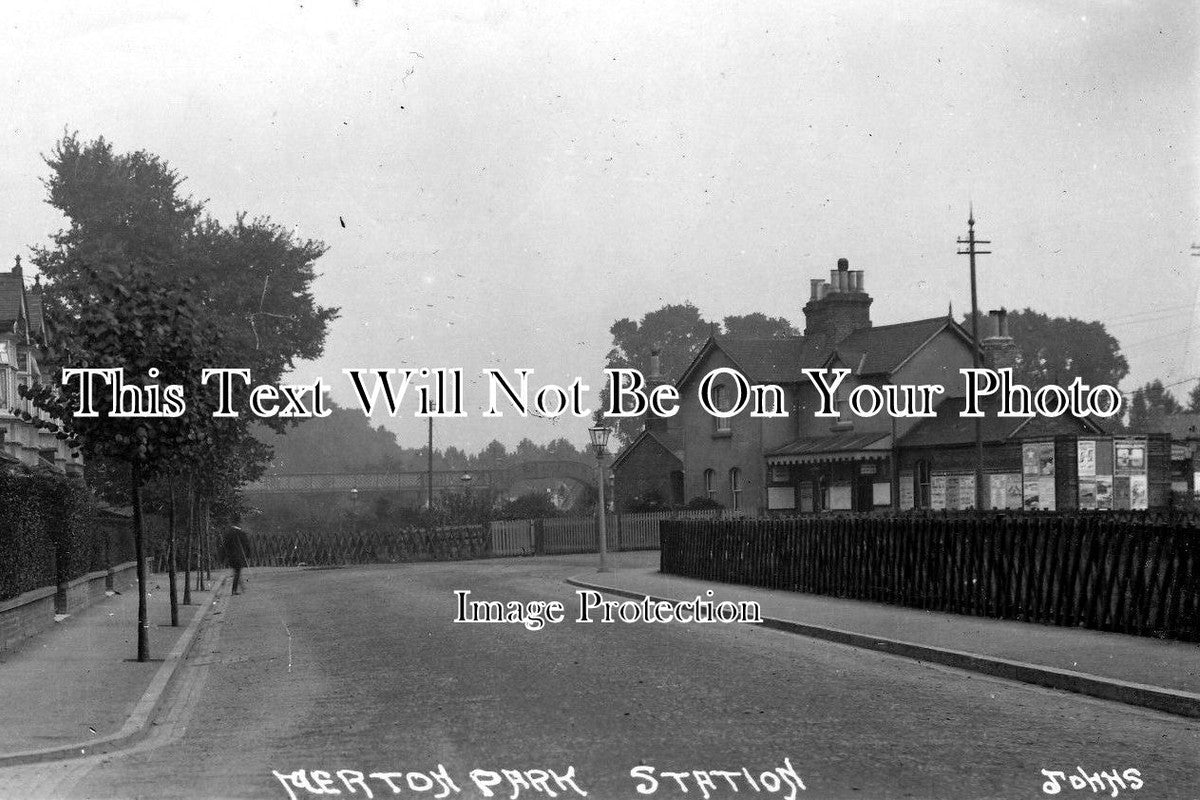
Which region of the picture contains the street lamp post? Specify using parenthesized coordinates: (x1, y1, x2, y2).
(588, 425, 613, 573)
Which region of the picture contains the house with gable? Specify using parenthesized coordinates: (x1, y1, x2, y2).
(0, 256, 81, 475)
(612, 256, 1125, 514)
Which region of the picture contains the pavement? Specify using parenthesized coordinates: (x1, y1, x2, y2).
(0, 569, 222, 764)
(568, 560, 1200, 717)
(0, 554, 1195, 799)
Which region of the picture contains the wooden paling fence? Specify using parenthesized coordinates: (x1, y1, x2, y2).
(660, 516, 1200, 642)
(242, 510, 718, 567)
(488, 510, 721, 557)
(249, 525, 489, 567)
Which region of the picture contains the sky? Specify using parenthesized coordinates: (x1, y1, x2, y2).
(2, 0, 1197, 452)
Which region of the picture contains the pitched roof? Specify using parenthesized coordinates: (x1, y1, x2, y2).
(767, 431, 892, 459)
(610, 429, 684, 470)
(899, 395, 1105, 448)
(830, 316, 971, 375)
(675, 335, 828, 387)
(675, 317, 973, 389)
(0, 272, 24, 333)
(1137, 413, 1200, 439)
(712, 336, 830, 382)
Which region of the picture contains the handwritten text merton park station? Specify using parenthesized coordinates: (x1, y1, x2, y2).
(273, 760, 807, 800)
(63, 366, 1123, 421)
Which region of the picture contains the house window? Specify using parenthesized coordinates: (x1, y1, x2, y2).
(704, 468, 716, 501)
(713, 384, 731, 432)
(916, 460, 931, 508)
(729, 468, 742, 511)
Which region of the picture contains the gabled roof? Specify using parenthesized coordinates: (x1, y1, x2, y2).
(899, 395, 1106, 448)
(675, 335, 828, 387)
(610, 429, 683, 471)
(828, 316, 974, 376)
(674, 316, 975, 390)
(0, 272, 26, 337)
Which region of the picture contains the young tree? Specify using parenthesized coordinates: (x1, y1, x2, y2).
(20, 267, 219, 661)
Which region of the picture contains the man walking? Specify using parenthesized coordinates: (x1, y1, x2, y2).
(221, 525, 253, 595)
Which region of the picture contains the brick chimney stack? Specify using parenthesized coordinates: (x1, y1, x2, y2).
(644, 346, 669, 435)
(803, 257, 873, 349)
(981, 308, 1019, 371)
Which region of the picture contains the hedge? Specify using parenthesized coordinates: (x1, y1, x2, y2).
(0, 471, 112, 603)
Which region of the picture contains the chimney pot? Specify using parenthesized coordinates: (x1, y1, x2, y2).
(987, 309, 1002, 339)
(829, 269, 841, 293)
(837, 257, 849, 271)
(810, 279, 823, 301)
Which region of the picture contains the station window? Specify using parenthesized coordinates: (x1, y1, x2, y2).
(916, 460, 931, 508)
(712, 384, 731, 432)
(729, 468, 742, 511)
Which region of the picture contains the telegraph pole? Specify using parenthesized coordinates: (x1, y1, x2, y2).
(427, 416, 434, 511)
(958, 206, 991, 511)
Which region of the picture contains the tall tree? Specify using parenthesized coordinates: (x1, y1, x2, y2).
(33, 132, 338, 419)
(1187, 381, 1200, 414)
(962, 308, 1129, 388)
(598, 303, 799, 444)
(184, 215, 338, 388)
(28, 132, 337, 651)
(722, 312, 798, 339)
(1127, 379, 1182, 430)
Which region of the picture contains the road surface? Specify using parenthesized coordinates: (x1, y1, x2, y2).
(4, 555, 1197, 799)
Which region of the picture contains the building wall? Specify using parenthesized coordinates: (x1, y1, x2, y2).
(612, 437, 683, 511)
(676, 348, 767, 512)
(890, 329, 976, 441)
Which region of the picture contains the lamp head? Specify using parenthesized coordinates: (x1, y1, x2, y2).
(588, 425, 611, 455)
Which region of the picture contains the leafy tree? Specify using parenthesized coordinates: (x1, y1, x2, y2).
(27, 132, 332, 649)
(183, 215, 338, 389)
(722, 312, 798, 338)
(33, 132, 338, 421)
(1127, 379, 1182, 431)
(478, 439, 508, 469)
(598, 303, 799, 444)
(1187, 382, 1200, 414)
(544, 437, 581, 461)
(33, 133, 202, 314)
(962, 309, 1129, 388)
(497, 491, 560, 520)
(19, 266, 220, 661)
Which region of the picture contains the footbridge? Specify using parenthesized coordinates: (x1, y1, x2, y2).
(241, 459, 597, 503)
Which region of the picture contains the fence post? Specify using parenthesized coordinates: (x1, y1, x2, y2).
(534, 518, 545, 556)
